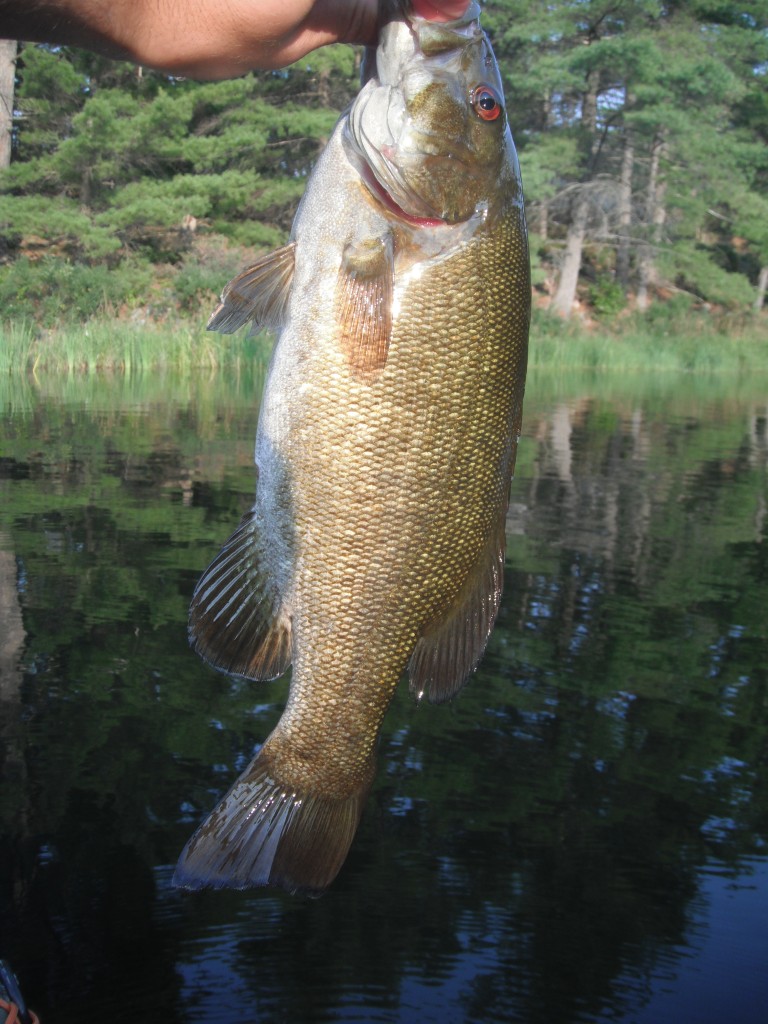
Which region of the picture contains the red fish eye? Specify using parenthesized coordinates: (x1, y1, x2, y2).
(472, 85, 502, 122)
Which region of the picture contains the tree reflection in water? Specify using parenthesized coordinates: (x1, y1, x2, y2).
(0, 369, 766, 1023)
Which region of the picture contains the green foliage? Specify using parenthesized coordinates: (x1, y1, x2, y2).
(0, 8, 766, 338)
(486, 0, 768, 313)
(0, 194, 121, 260)
(171, 237, 255, 312)
(588, 275, 626, 317)
(2, 43, 359, 311)
(0, 256, 153, 325)
(528, 305, 768, 373)
(0, 312, 273, 373)
(661, 244, 758, 308)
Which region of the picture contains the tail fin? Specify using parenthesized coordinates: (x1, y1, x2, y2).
(173, 753, 371, 896)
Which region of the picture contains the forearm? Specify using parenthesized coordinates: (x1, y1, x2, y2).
(0, 0, 469, 79)
(0, 1, 129, 59)
(0, 0, 379, 77)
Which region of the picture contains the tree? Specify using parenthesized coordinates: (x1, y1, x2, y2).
(0, 40, 16, 169)
(1, 6, 766, 325)
(0, 41, 360, 321)
(486, 0, 768, 316)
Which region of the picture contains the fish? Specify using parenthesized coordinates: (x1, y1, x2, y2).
(174, 0, 530, 896)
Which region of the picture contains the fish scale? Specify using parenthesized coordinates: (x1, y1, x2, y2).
(175, 0, 529, 895)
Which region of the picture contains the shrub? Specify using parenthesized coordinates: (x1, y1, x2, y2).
(0, 256, 153, 325)
(589, 276, 626, 317)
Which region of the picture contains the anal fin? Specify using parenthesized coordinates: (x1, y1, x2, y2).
(408, 516, 507, 704)
(189, 509, 291, 681)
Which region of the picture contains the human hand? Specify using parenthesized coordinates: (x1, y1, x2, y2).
(0, 1, 472, 79)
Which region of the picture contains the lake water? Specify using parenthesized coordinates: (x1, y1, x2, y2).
(0, 365, 766, 1023)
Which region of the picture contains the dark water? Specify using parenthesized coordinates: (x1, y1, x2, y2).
(0, 366, 766, 1023)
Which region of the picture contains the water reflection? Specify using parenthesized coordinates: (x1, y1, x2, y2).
(0, 368, 766, 1023)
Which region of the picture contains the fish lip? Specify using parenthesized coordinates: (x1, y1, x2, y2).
(347, 114, 481, 227)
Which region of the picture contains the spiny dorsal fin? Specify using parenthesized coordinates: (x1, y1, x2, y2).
(173, 749, 373, 895)
(335, 233, 394, 378)
(189, 509, 291, 681)
(207, 242, 296, 335)
(408, 515, 507, 704)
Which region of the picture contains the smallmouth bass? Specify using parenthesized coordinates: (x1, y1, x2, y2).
(174, 0, 530, 895)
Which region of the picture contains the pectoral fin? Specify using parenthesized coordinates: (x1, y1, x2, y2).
(408, 516, 507, 704)
(207, 242, 296, 335)
(189, 509, 291, 681)
(335, 233, 394, 377)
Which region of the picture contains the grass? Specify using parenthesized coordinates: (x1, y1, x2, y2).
(1, 304, 766, 376)
(528, 307, 768, 374)
(0, 316, 272, 375)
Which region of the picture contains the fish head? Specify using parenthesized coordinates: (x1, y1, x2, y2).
(347, 1, 516, 226)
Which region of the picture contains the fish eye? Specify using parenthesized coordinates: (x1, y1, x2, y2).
(471, 84, 503, 122)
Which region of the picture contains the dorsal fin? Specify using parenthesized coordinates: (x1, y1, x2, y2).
(189, 509, 292, 681)
(207, 242, 296, 335)
(408, 514, 506, 704)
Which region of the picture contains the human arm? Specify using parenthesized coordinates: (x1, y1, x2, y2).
(0, 0, 471, 79)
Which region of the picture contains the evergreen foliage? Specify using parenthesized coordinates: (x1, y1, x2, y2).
(0, 4, 766, 326)
(0, 42, 360, 324)
(485, 0, 768, 315)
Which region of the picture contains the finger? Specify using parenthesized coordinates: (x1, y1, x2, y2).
(411, 0, 471, 21)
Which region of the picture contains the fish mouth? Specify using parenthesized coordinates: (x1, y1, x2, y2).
(346, 86, 451, 226)
(357, 154, 446, 227)
(347, 113, 477, 227)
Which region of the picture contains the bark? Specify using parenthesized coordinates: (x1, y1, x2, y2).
(537, 200, 549, 241)
(552, 192, 589, 318)
(551, 70, 600, 319)
(615, 128, 634, 290)
(80, 165, 92, 208)
(0, 39, 16, 169)
(754, 265, 767, 312)
(636, 134, 667, 312)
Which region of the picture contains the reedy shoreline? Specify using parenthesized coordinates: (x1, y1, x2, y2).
(1, 307, 766, 376)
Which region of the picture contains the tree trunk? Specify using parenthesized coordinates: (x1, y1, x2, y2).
(616, 128, 634, 290)
(551, 69, 600, 319)
(552, 192, 589, 318)
(636, 134, 667, 312)
(80, 165, 93, 208)
(537, 199, 549, 241)
(0, 39, 16, 169)
(754, 265, 767, 312)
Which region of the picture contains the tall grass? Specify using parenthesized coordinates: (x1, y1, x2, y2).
(529, 307, 768, 374)
(0, 317, 273, 375)
(1, 304, 766, 376)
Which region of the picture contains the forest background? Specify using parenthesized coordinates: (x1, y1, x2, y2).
(0, 0, 766, 371)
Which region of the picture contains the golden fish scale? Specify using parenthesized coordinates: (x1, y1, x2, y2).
(266, 210, 529, 798)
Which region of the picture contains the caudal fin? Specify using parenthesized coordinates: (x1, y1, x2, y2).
(173, 754, 371, 895)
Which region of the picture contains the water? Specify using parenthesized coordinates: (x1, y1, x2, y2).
(0, 367, 766, 1023)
